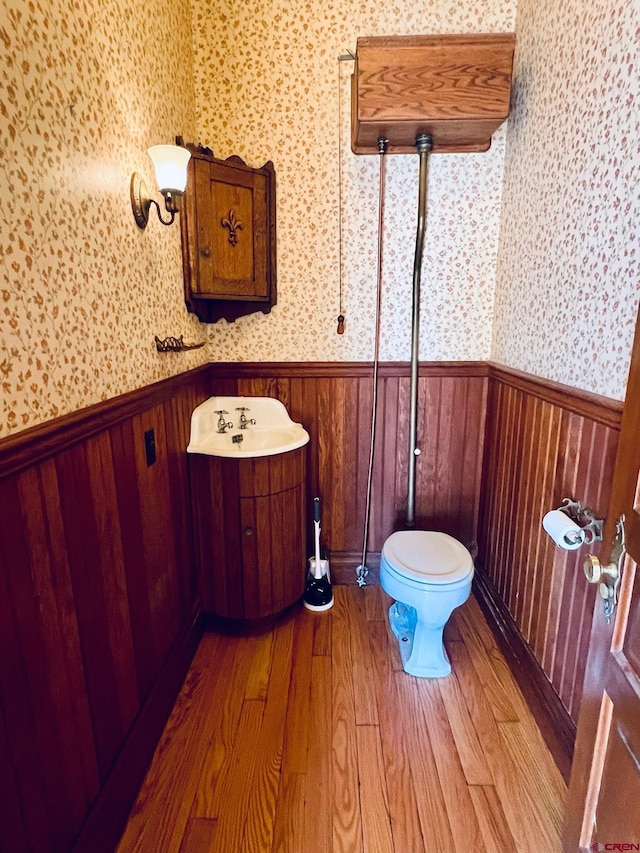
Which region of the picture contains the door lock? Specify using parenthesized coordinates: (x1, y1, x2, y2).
(583, 515, 625, 623)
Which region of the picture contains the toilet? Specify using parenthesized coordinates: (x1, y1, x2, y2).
(380, 530, 474, 678)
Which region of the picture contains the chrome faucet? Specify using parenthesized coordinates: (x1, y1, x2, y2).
(214, 410, 233, 433)
(236, 407, 256, 429)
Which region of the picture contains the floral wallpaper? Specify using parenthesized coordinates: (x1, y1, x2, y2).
(492, 0, 640, 401)
(191, 0, 517, 364)
(3, 0, 636, 438)
(0, 0, 206, 436)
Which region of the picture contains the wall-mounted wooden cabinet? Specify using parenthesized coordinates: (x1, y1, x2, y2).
(179, 142, 277, 323)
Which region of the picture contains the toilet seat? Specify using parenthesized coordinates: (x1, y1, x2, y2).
(382, 530, 473, 584)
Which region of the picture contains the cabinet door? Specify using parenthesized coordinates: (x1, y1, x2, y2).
(240, 484, 306, 621)
(193, 157, 271, 301)
(180, 145, 277, 324)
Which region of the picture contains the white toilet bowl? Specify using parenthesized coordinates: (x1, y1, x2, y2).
(380, 530, 474, 678)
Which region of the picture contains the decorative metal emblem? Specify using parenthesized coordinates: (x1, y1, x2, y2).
(221, 209, 243, 246)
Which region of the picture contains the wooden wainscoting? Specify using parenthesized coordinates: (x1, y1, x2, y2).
(1, 356, 622, 850)
(209, 362, 488, 583)
(0, 366, 211, 853)
(208, 361, 624, 781)
(476, 364, 622, 778)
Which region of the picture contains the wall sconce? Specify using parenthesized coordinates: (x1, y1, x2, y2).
(130, 144, 191, 229)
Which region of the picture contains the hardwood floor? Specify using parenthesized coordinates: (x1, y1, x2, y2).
(116, 587, 566, 852)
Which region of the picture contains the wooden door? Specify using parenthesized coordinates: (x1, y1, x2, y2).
(564, 314, 640, 850)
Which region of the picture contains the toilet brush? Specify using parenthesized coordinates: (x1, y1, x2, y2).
(303, 497, 334, 611)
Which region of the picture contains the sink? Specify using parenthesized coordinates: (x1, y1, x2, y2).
(187, 396, 310, 458)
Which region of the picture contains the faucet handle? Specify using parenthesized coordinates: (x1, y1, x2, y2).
(214, 410, 233, 433)
(235, 406, 256, 428)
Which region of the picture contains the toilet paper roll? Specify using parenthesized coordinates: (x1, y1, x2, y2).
(542, 510, 585, 550)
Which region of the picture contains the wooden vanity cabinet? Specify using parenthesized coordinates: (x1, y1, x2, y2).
(189, 447, 306, 624)
(179, 141, 277, 324)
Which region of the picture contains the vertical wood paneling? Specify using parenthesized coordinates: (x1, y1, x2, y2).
(395, 376, 411, 526)
(207, 364, 489, 578)
(498, 386, 522, 605)
(541, 409, 580, 674)
(0, 705, 30, 853)
(415, 374, 433, 525)
(110, 418, 158, 699)
(17, 462, 99, 825)
(478, 373, 620, 724)
(0, 367, 210, 853)
(522, 401, 562, 640)
(467, 376, 489, 548)
(0, 476, 63, 850)
(434, 377, 454, 529)
(133, 405, 181, 667)
(449, 379, 468, 534)
(87, 432, 140, 730)
(530, 409, 564, 660)
(56, 437, 135, 781)
(319, 376, 345, 548)
(164, 384, 205, 622)
(374, 377, 398, 547)
(512, 396, 541, 622)
(342, 377, 360, 548)
(290, 375, 318, 526)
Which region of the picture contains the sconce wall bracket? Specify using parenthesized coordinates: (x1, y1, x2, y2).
(130, 172, 151, 229)
(130, 172, 178, 229)
(131, 172, 152, 229)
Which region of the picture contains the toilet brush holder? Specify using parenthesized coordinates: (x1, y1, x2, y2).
(303, 497, 334, 611)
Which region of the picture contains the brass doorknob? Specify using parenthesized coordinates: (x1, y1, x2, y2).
(583, 554, 602, 584)
(583, 554, 619, 586)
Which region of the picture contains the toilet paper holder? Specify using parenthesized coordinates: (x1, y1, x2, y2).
(555, 498, 604, 545)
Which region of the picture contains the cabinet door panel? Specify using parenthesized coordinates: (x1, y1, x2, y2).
(211, 182, 256, 286)
(241, 484, 306, 620)
(192, 448, 306, 622)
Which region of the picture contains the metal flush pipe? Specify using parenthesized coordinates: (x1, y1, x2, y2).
(406, 133, 433, 528)
(355, 135, 388, 588)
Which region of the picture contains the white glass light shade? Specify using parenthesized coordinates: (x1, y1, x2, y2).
(147, 145, 191, 193)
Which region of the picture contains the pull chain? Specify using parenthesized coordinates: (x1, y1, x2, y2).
(336, 52, 354, 334)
